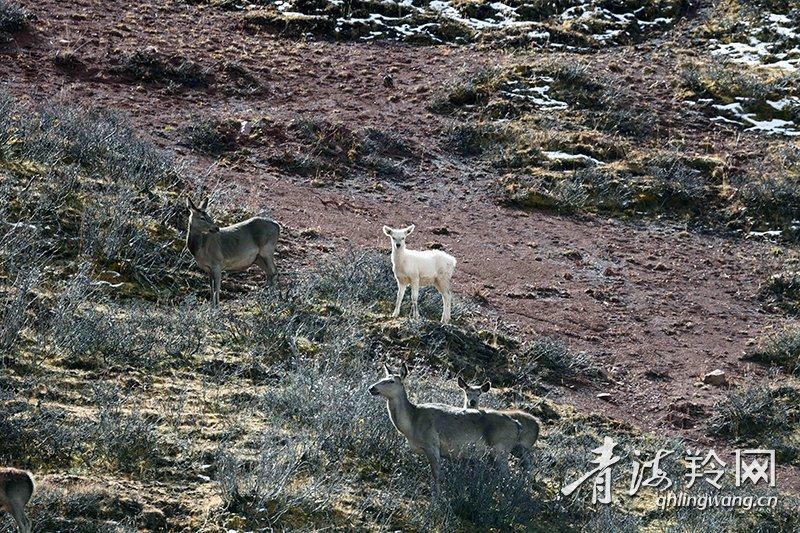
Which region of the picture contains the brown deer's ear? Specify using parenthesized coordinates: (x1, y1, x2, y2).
(457, 376, 468, 389)
(400, 363, 409, 380)
(481, 381, 491, 393)
(200, 197, 209, 210)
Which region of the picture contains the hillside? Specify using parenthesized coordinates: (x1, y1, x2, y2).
(1, 0, 800, 531)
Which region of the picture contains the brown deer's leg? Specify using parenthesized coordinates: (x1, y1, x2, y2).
(8, 500, 31, 533)
(212, 267, 221, 307)
(255, 255, 277, 284)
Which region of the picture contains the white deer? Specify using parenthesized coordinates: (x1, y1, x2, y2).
(382, 225, 456, 324)
(369, 363, 522, 483)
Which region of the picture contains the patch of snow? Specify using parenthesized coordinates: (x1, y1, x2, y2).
(544, 150, 604, 166)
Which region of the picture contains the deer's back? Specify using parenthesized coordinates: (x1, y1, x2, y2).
(417, 404, 521, 454)
(0, 468, 34, 506)
(223, 217, 280, 248)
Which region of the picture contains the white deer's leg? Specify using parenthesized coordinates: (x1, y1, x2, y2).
(439, 279, 452, 324)
(411, 279, 420, 320)
(392, 282, 407, 317)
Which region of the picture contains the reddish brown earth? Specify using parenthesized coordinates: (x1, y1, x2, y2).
(2, 0, 796, 485)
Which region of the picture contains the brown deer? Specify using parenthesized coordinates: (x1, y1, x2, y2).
(369, 363, 522, 483)
(0, 468, 34, 533)
(186, 197, 281, 306)
(457, 377, 541, 469)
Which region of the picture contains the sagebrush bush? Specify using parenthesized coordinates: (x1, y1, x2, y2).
(0, 0, 29, 33)
(0, 398, 83, 470)
(112, 47, 211, 88)
(0, 93, 192, 299)
(215, 438, 331, 528)
(186, 117, 240, 155)
(89, 386, 165, 476)
(747, 327, 800, 375)
(710, 383, 799, 442)
(27, 483, 143, 532)
(518, 336, 600, 382)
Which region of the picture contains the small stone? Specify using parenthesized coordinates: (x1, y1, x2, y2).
(240, 120, 253, 136)
(703, 369, 727, 386)
(564, 272, 574, 281)
(597, 392, 613, 402)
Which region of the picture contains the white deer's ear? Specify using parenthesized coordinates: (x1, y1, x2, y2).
(382, 225, 392, 236)
(481, 381, 491, 393)
(200, 197, 210, 210)
(400, 363, 409, 379)
(404, 224, 415, 235)
(383, 362, 392, 376)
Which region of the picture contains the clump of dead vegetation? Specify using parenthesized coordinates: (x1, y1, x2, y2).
(0, 0, 30, 33)
(710, 381, 800, 465)
(109, 47, 212, 88)
(265, 117, 415, 183)
(185, 117, 241, 156)
(747, 327, 800, 376)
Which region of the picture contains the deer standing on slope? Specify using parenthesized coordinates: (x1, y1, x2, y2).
(369, 363, 522, 483)
(457, 377, 541, 469)
(0, 468, 34, 533)
(186, 197, 281, 306)
(383, 225, 456, 324)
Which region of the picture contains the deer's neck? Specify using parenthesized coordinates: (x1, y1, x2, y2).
(390, 245, 407, 268)
(386, 389, 416, 440)
(186, 227, 205, 257)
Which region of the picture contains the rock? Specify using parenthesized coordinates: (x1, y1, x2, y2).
(597, 392, 613, 402)
(703, 369, 727, 386)
(239, 120, 253, 136)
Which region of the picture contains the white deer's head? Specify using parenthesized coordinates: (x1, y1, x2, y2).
(186, 197, 220, 234)
(382, 224, 414, 251)
(369, 362, 409, 399)
(458, 376, 490, 408)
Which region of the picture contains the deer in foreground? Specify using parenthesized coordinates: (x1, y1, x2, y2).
(457, 377, 540, 469)
(186, 197, 281, 306)
(0, 468, 34, 533)
(382, 225, 456, 324)
(369, 363, 522, 483)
